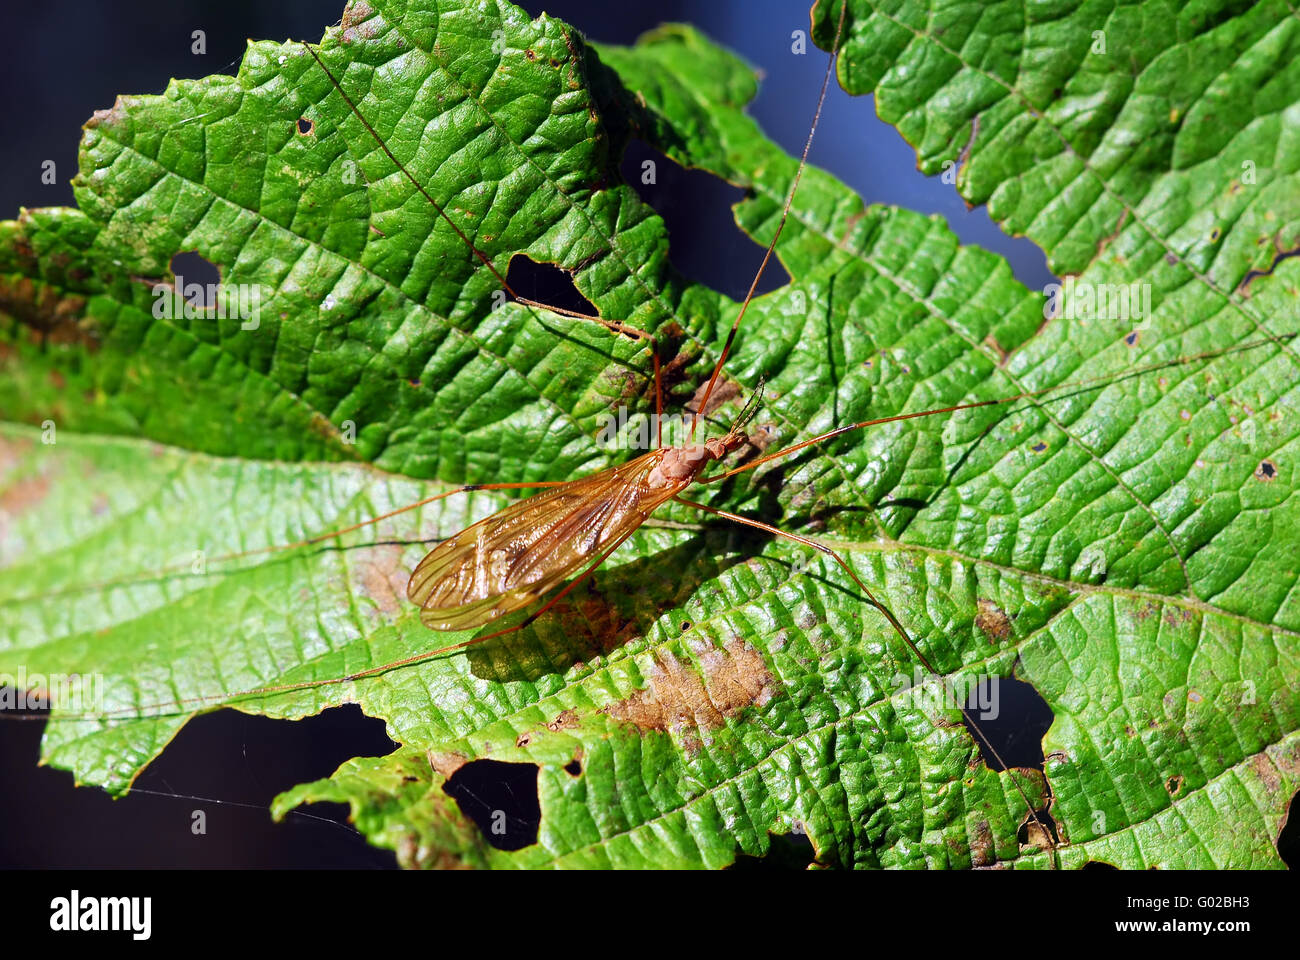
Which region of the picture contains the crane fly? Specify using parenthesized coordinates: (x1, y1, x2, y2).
(6, 0, 1294, 867)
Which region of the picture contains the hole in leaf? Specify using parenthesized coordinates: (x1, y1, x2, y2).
(620, 139, 791, 302)
(442, 759, 540, 851)
(563, 759, 582, 777)
(1016, 806, 1059, 848)
(505, 255, 599, 319)
(1255, 459, 1278, 481)
(730, 830, 815, 870)
(680, 620, 692, 632)
(169, 251, 221, 308)
(297, 116, 314, 136)
(1082, 859, 1119, 871)
(1166, 774, 1184, 796)
(961, 675, 1053, 772)
(1278, 789, 1299, 868)
(0, 702, 397, 867)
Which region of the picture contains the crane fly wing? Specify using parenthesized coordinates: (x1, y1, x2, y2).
(408, 452, 676, 630)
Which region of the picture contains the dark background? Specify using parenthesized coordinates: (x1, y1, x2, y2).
(1, 0, 1068, 869)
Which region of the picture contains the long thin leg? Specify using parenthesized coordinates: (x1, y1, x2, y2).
(516, 296, 665, 448)
(688, 2, 848, 439)
(302, 42, 666, 448)
(702, 333, 1293, 486)
(38, 480, 567, 600)
(672, 494, 1056, 853)
(81, 526, 642, 721)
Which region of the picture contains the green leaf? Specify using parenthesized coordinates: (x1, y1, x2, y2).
(2, 0, 1297, 868)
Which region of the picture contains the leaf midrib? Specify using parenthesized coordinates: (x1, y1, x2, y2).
(8, 421, 1293, 641)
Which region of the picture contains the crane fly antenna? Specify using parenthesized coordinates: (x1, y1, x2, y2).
(703, 333, 1297, 485)
(728, 377, 766, 436)
(299, 40, 520, 303)
(689, 0, 848, 441)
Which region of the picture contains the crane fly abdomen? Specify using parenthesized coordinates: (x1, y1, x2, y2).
(408, 449, 693, 630)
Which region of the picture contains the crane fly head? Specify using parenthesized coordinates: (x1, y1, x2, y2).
(650, 380, 767, 487)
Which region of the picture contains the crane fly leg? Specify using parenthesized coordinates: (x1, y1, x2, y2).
(254, 480, 569, 559)
(670, 497, 918, 660)
(34, 480, 570, 601)
(515, 295, 664, 448)
(670, 494, 1055, 852)
(82, 522, 642, 721)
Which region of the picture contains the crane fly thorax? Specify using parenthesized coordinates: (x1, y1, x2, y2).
(646, 438, 732, 489)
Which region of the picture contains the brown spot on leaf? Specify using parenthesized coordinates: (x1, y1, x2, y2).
(547, 708, 579, 732)
(1136, 602, 1157, 621)
(975, 599, 1012, 643)
(0, 472, 52, 517)
(686, 377, 741, 417)
(340, 0, 379, 43)
(982, 333, 1009, 364)
(838, 210, 865, 249)
(303, 411, 360, 459)
(0, 276, 93, 349)
(1252, 753, 1281, 794)
(970, 818, 995, 867)
(1255, 459, 1277, 481)
(357, 543, 407, 617)
(85, 96, 130, 132)
(1166, 774, 1184, 796)
(602, 638, 776, 734)
(679, 731, 704, 757)
(0, 436, 55, 520)
(427, 750, 468, 779)
(1252, 741, 1300, 802)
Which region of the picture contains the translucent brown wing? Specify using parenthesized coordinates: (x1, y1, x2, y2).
(408, 451, 679, 630)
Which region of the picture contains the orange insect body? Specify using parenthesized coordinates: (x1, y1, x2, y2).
(408, 434, 745, 630)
